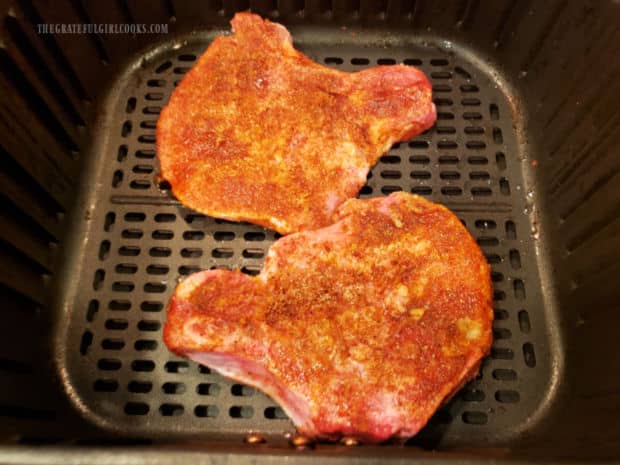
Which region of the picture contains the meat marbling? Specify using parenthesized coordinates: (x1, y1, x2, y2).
(157, 13, 436, 234)
(164, 192, 493, 442)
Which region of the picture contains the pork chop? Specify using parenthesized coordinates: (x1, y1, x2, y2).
(164, 192, 493, 442)
(157, 13, 436, 234)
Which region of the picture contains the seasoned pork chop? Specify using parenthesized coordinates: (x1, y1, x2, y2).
(157, 13, 436, 234)
(164, 193, 492, 442)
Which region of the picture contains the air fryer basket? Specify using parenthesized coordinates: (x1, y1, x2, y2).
(1, 0, 619, 463)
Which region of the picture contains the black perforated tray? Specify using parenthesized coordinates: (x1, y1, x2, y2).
(55, 27, 552, 447)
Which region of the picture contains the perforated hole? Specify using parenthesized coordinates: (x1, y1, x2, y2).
(152, 230, 174, 240)
(132, 360, 155, 372)
(410, 155, 430, 164)
(242, 248, 264, 258)
(112, 282, 134, 292)
(138, 320, 161, 331)
(411, 186, 432, 195)
(324, 57, 343, 64)
(462, 98, 481, 106)
(490, 104, 500, 120)
(382, 186, 402, 194)
(514, 280, 526, 299)
(468, 155, 488, 165)
(523, 343, 536, 367)
(478, 237, 499, 247)
(165, 361, 188, 373)
(138, 134, 156, 144)
(434, 98, 453, 107)
(121, 121, 132, 137)
(244, 232, 266, 242)
(155, 61, 172, 73)
(133, 165, 153, 174)
(441, 186, 462, 196)
(135, 340, 158, 351)
(485, 253, 501, 264)
(98, 359, 121, 371)
(122, 228, 142, 239)
(470, 171, 490, 180)
(500, 178, 510, 195)
(264, 406, 288, 419)
(436, 126, 456, 134)
(466, 141, 486, 150)
(214, 232, 235, 241)
(518, 310, 531, 333)
(462, 411, 487, 425)
(179, 265, 202, 275)
(496, 152, 507, 170)
(136, 149, 155, 159)
(461, 84, 479, 93)
(241, 266, 261, 276)
(105, 319, 128, 330)
(472, 187, 492, 197)
(80, 331, 93, 355)
(380, 170, 401, 179)
(197, 383, 221, 396)
(101, 338, 125, 350)
(493, 368, 517, 381)
(412, 171, 432, 180)
(494, 309, 509, 320)
(128, 381, 152, 393)
(195, 405, 218, 418)
(125, 402, 149, 415)
(146, 264, 168, 275)
(462, 389, 485, 402)
(475, 220, 496, 230)
(104, 213, 115, 232)
(179, 248, 201, 259)
(119, 246, 140, 257)
(505, 220, 517, 239)
(493, 326, 512, 339)
(144, 282, 166, 293)
(109, 300, 131, 311)
(491, 348, 514, 360)
(143, 106, 161, 115)
(232, 384, 255, 397)
(93, 270, 105, 290)
(94, 379, 118, 392)
(86, 300, 99, 322)
(117, 145, 128, 162)
(141, 301, 163, 312)
(160, 403, 184, 416)
(496, 390, 520, 403)
(162, 382, 186, 395)
(116, 263, 137, 274)
(230, 406, 254, 418)
(112, 170, 123, 187)
(130, 180, 150, 190)
(168, 64, 187, 74)
(149, 246, 171, 257)
(437, 112, 455, 120)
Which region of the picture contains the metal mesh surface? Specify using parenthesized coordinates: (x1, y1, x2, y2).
(60, 33, 550, 446)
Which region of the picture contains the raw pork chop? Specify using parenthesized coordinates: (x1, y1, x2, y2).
(164, 192, 493, 442)
(157, 13, 436, 234)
